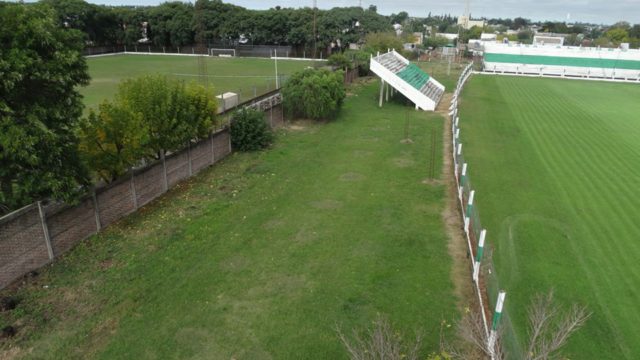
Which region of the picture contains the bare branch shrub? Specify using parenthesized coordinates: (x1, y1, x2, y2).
(336, 315, 423, 360)
(524, 291, 591, 360)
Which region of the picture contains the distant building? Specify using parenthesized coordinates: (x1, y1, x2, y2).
(533, 35, 565, 46)
(457, 15, 485, 30)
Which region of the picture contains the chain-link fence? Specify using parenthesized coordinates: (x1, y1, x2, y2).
(85, 44, 330, 60)
(450, 63, 523, 358)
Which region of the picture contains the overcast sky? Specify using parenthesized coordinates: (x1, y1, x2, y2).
(85, 0, 639, 24)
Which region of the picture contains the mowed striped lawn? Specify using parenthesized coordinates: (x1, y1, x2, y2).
(459, 75, 640, 359)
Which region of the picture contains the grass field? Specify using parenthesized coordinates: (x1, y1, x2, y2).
(81, 55, 316, 111)
(459, 75, 640, 359)
(1, 81, 457, 359)
(416, 59, 468, 92)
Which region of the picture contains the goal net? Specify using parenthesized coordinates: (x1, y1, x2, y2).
(209, 48, 236, 57)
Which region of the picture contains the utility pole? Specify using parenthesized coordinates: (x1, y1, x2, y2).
(274, 49, 279, 88)
(313, 0, 318, 59)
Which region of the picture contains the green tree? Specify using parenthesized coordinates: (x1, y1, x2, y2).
(282, 68, 346, 120)
(362, 32, 404, 54)
(116, 76, 216, 158)
(148, 2, 195, 47)
(79, 102, 148, 182)
(0, 3, 90, 212)
(605, 27, 629, 45)
(230, 108, 274, 151)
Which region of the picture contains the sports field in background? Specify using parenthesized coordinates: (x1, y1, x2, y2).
(459, 75, 640, 359)
(81, 55, 316, 111)
(0, 82, 457, 358)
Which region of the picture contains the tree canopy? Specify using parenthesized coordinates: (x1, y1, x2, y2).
(0, 2, 90, 210)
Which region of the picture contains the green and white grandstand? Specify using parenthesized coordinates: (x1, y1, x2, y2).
(484, 43, 640, 81)
(370, 50, 445, 111)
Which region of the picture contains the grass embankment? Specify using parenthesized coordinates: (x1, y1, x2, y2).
(1, 81, 457, 359)
(459, 75, 640, 359)
(81, 55, 315, 111)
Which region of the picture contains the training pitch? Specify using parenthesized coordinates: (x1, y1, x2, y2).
(459, 75, 640, 359)
(81, 54, 316, 110)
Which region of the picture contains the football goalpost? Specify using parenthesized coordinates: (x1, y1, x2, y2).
(209, 48, 236, 57)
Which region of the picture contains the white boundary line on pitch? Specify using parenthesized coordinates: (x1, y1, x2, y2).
(86, 51, 327, 62)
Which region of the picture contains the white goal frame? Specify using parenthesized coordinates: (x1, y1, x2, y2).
(209, 48, 236, 57)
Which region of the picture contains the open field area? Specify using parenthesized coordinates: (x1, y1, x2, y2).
(81, 55, 316, 111)
(459, 75, 640, 359)
(416, 59, 468, 92)
(1, 81, 457, 359)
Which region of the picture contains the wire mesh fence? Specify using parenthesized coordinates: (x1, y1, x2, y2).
(450, 63, 524, 358)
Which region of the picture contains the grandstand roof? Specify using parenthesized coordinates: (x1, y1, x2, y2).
(485, 53, 640, 70)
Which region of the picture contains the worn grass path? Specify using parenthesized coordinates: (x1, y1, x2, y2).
(459, 75, 640, 359)
(1, 81, 457, 359)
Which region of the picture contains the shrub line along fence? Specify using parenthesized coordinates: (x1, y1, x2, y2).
(450, 64, 516, 359)
(0, 69, 360, 292)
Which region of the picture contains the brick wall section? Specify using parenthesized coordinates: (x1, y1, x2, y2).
(97, 179, 136, 228)
(166, 151, 190, 188)
(0, 88, 285, 289)
(134, 162, 165, 208)
(45, 199, 97, 255)
(267, 104, 285, 128)
(0, 206, 50, 287)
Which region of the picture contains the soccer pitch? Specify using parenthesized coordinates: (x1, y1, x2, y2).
(81, 55, 316, 110)
(459, 75, 640, 359)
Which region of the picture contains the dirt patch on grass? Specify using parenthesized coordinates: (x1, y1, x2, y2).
(0, 346, 23, 360)
(392, 157, 415, 168)
(353, 150, 373, 158)
(440, 94, 475, 312)
(339, 172, 365, 182)
(310, 199, 343, 210)
(262, 218, 285, 230)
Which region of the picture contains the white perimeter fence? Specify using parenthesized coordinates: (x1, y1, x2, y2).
(450, 63, 518, 359)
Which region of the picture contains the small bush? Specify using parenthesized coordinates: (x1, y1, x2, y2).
(230, 108, 274, 151)
(282, 68, 346, 120)
(327, 53, 353, 70)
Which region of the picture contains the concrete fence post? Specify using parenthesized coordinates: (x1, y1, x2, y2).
(270, 106, 274, 128)
(37, 201, 54, 260)
(210, 132, 215, 164)
(92, 190, 101, 231)
(130, 168, 138, 210)
(161, 152, 169, 192)
(187, 141, 193, 176)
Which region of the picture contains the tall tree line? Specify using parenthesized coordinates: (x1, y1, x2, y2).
(37, 0, 392, 50)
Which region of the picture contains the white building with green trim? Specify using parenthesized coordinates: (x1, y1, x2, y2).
(483, 43, 640, 81)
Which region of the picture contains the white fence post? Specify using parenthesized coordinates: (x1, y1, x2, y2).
(464, 190, 475, 234)
(473, 229, 486, 282)
(459, 163, 467, 200)
(488, 291, 507, 357)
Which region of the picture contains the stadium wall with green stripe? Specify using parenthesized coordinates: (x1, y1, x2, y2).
(483, 43, 640, 81)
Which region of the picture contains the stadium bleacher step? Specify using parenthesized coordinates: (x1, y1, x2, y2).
(369, 50, 445, 111)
